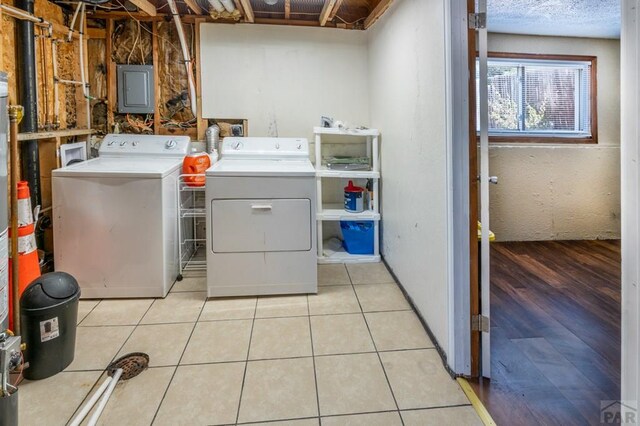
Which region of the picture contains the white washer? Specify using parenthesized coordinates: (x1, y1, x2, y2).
(52, 134, 190, 298)
(206, 137, 317, 297)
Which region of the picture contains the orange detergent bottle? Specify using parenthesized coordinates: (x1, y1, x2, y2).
(182, 152, 211, 187)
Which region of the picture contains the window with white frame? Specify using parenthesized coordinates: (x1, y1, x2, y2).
(476, 54, 597, 142)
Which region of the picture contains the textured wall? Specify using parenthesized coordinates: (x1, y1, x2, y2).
(368, 0, 450, 352)
(487, 33, 621, 241)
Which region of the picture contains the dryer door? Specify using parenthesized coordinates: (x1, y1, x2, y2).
(211, 198, 312, 253)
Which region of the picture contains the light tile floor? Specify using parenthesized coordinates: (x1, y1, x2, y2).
(17, 263, 482, 425)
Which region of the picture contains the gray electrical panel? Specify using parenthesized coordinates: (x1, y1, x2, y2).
(117, 65, 154, 114)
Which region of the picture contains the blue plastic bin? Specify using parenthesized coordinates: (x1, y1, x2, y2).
(341, 221, 374, 255)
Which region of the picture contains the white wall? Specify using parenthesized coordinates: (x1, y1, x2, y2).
(368, 0, 451, 354)
(487, 34, 621, 241)
(200, 24, 370, 142)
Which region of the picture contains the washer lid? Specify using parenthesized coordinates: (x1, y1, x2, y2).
(52, 157, 183, 178)
(206, 158, 315, 177)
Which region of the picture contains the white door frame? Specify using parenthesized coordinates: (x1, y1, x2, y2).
(445, 0, 473, 376)
(621, 0, 640, 414)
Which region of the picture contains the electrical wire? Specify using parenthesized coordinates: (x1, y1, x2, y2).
(111, 0, 182, 53)
(334, 15, 365, 26)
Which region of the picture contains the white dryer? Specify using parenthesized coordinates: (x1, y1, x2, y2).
(52, 134, 190, 298)
(206, 137, 317, 297)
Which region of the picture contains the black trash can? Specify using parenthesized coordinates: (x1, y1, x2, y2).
(20, 272, 81, 380)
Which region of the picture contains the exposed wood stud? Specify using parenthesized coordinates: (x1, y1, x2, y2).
(254, 17, 336, 27)
(285, 0, 291, 19)
(0, 6, 3, 73)
(238, 0, 254, 22)
(152, 21, 160, 134)
(86, 27, 106, 39)
(328, 0, 343, 21)
(319, 0, 338, 26)
(128, 0, 157, 17)
(194, 18, 208, 141)
(17, 128, 95, 141)
(233, 0, 245, 17)
(105, 18, 116, 131)
(184, 0, 204, 15)
(364, 0, 393, 29)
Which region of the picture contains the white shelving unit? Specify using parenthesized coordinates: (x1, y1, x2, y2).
(314, 127, 381, 264)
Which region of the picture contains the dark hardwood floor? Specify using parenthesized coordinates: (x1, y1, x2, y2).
(470, 240, 621, 426)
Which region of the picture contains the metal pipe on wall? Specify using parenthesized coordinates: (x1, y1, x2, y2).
(8, 106, 21, 336)
(15, 0, 42, 220)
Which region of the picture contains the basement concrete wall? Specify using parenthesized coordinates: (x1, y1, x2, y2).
(487, 33, 621, 241)
(199, 24, 370, 142)
(368, 0, 451, 354)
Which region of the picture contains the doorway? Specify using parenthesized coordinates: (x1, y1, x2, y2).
(468, 1, 622, 424)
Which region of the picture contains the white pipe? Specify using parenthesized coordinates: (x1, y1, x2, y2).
(68, 376, 112, 426)
(207, 0, 224, 12)
(67, 1, 82, 42)
(78, 3, 91, 129)
(167, 0, 198, 118)
(0, 3, 50, 27)
(219, 0, 235, 13)
(87, 368, 122, 426)
(56, 78, 84, 86)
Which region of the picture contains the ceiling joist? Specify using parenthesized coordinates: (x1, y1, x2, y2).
(319, 0, 339, 26)
(128, 0, 157, 16)
(238, 0, 254, 22)
(183, 0, 204, 15)
(364, 0, 392, 29)
(285, 0, 291, 19)
(328, 0, 343, 21)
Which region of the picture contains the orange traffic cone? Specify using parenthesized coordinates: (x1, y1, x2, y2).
(8, 181, 41, 330)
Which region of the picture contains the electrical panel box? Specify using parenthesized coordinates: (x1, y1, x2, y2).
(117, 65, 154, 114)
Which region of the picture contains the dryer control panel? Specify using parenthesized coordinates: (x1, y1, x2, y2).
(221, 137, 309, 160)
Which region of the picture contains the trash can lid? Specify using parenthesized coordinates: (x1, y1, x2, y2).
(21, 272, 81, 310)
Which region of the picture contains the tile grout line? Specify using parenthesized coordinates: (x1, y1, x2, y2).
(306, 294, 322, 424)
(77, 308, 414, 328)
(76, 299, 102, 326)
(234, 297, 259, 425)
(233, 403, 476, 425)
(150, 293, 207, 425)
(65, 297, 157, 424)
(62, 345, 439, 373)
(345, 264, 405, 426)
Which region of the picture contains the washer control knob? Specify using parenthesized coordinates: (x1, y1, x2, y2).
(297, 143, 302, 150)
(166, 140, 177, 149)
(120, 141, 127, 146)
(233, 141, 243, 150)
(107, 140, 115, 146)
(132, 141, 139, 147)
(275, 143, 280, 149)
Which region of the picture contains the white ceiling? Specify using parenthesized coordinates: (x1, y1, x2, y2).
(487, 0, 621, 39)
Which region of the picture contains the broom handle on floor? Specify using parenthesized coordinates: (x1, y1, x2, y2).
(68, 375, 113, 426)
(87, 368, 123, 426)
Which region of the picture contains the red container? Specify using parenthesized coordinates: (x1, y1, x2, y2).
(182, 153, 211, 187)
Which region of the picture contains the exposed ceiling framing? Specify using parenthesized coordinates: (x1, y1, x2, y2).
(77, 0, 392, 30)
